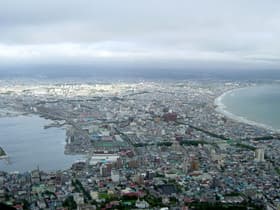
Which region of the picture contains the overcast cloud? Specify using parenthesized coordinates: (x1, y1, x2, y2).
(0, 0, 280, 70)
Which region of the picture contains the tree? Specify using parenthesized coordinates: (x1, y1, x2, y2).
(63, 196, 77, 210)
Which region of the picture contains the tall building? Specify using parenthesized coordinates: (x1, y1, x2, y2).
(190, 158, 200, 171)
(111, 170, 120, 182)
(162, 112, 177, 122)
(183, 158, 189, 173)
(255, 148, 265, 162)
(128, 159, 139, 168)
(100, 163, 112, 177)
(31, 168, 41, 184)
(172, 138, 181, 152)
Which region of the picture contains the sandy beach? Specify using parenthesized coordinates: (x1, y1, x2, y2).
(214, 87, 279, 134)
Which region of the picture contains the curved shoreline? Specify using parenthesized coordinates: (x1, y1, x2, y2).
(214, 87, 280, 134)
(0, 146, 8, 159)
(0, 115, 84, 172)
(0, 155, 8, 160)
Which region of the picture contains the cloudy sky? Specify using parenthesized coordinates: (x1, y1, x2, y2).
(0, 0, 280, 73)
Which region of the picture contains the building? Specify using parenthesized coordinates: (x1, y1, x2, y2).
(100, 164, 112, 177)
(111, 170, 120, 182)
(190, 159, 200, 172)
(255, 148, 265, 162)
(162, 112, 177, 122)
(135, 199, 149, 209)
(89, 154, 119, 166)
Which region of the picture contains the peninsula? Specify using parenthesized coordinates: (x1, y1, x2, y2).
(0, 146, 7, 157)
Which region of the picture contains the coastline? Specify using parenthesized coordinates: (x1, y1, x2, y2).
(0, 146, 8, 159)
(0, 114, 85, 172)
(0, 155, 8, 160)
(0, 109, 25, 118)
(214, 87, 280, 134)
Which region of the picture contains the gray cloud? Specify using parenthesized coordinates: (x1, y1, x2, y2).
(0, 0, 280, 70)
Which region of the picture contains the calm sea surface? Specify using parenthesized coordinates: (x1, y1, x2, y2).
(221, 84, 280, 130)
(0, 115, 82, 172)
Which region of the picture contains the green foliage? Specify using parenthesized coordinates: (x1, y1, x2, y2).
(62, 196, 77, 210)
(22, 199, 30, 210)
(245, 136, 274, 141)
(0, 147, 6, 156)
(224, 192, 242, 196)
(0, 203, 16, 210)
(134, 141, 173, 147)
(157, 142, 172, 146)
(235, 143, 256, 151)
(169, 196, 178, 205)
(155, 172, 165, 177)
(276, 168, 280, 175)
(180, 140, 209, 146)
(143, 193, 162, 207)
(188, 125, 229, 140)
(134, 143, 149, 147)
(42, 190, 57, 198)
(189, 202, 264, 210)
(72, 179, 91, 202)
(99, 192, 117, 202)
(176, 121, 230, 140)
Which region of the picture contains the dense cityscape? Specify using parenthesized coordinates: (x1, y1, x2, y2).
(0, 81, 279, 210)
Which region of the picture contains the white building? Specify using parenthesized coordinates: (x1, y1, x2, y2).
(255, 148, 265, 162)
(111, 170, 120, 182)
(135, 199, 149, 209)
(89, 154, 119, 165)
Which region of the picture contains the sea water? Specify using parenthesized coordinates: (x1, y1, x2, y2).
(217, 84, 280, 132)
(0, 115, 83, 172)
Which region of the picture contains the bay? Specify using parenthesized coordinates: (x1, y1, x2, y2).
(219, 84, 280, 131)
(0, 115, 83, 172)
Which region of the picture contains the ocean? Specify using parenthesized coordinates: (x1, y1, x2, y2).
(0, 115, 83, 172)
(217, 84, 280, 132)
